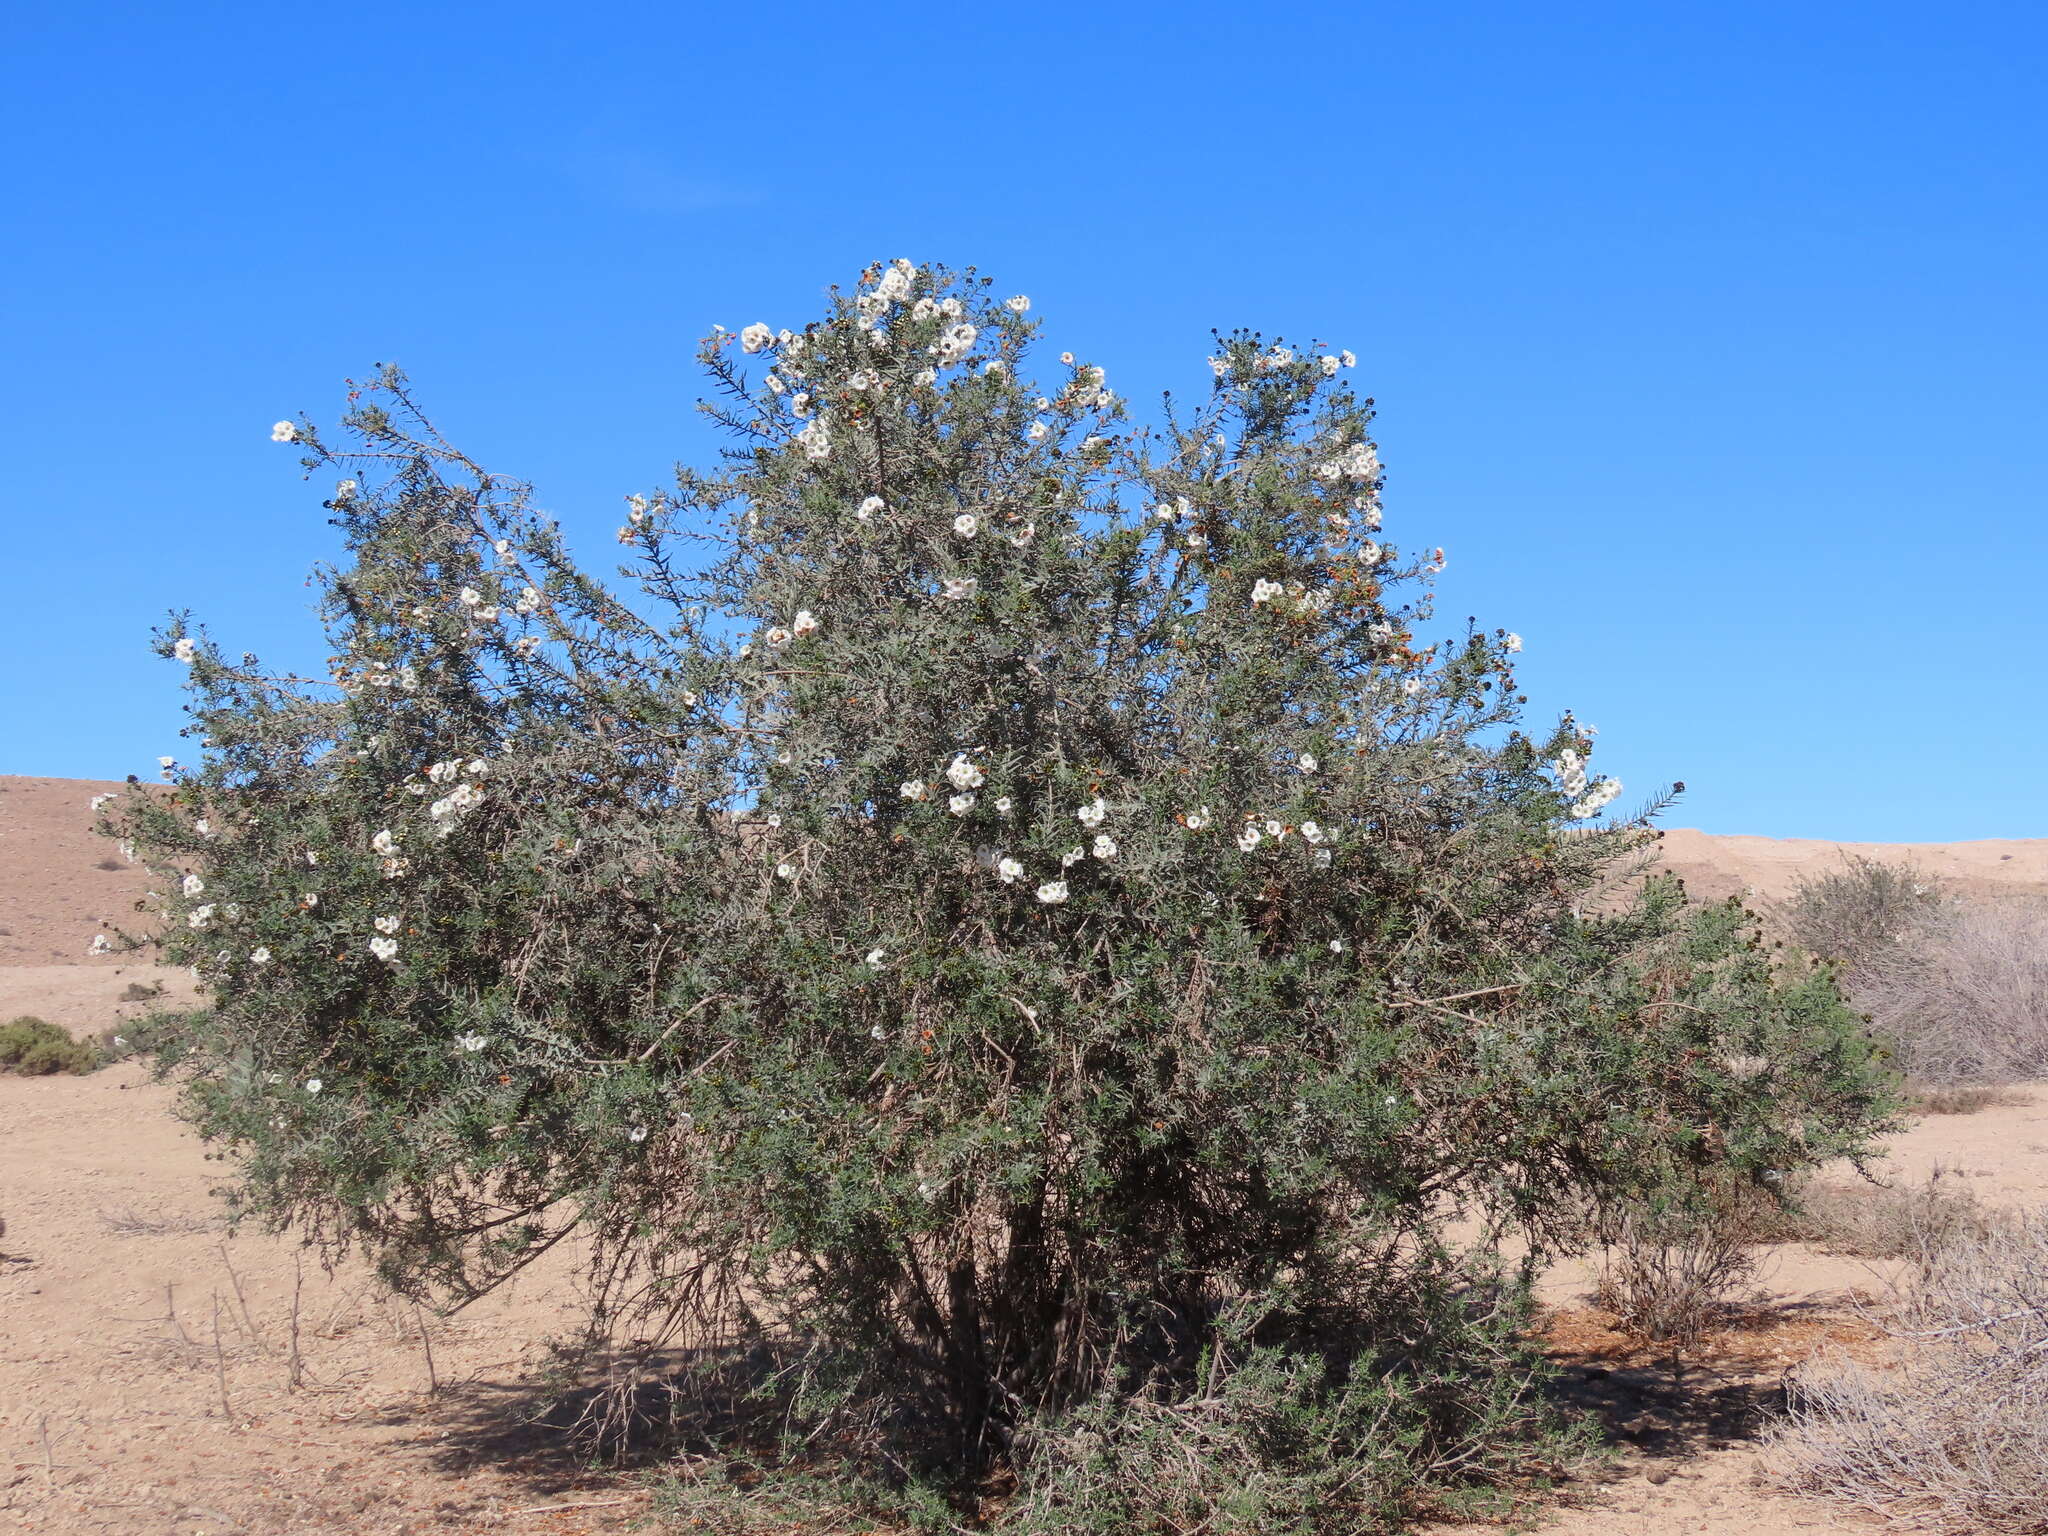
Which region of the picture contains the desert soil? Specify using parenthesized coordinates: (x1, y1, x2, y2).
(6, 774, 2047, 1534)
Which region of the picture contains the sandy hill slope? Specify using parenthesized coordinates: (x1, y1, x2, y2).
(0, 775, 156, 965)
(1655, 825, 2048, 907)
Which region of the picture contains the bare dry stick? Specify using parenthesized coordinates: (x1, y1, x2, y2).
(414, 1303, 440, 1396)
(287, 1253, 305, 1392)
(164, 1283, 192, 1346)
(211, 1292, 234, 1421)
(218, 1242, 265, 1348)
(38, 1415, 55, 1490)
(506, 1497, 640, 1516)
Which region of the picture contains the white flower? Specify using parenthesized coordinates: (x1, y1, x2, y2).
(369, 936, 399, 962)
(952, 513, 979, 538)
(1320, 354, 1340, 377)
(173, 637, 198, 664)
(457, 1033, 488, 1053)
(90, 792, 116, 811)
(994, 796, 1013, 816)
(1092, 833, 1117, 859)
(1554, 750, 1588, 798)
(380, 856, 410, 879)
(1249, 578, 1285, 606)
(949, 793, 976, 816)
(1006, 295, 1030, 313)
(765, 373, 786, 395)
(372, 828, 398, 856)
(300, 892, 320, 910)
(1183, 806, 1213, 831)
(464, 758, 488, 776)
(790, 391, 812, 417)
(775, 861, 797, 880)
(1503, 632, 1522, 653)
(158, 755, 177, 771)
(875, 263, 913, 303)
(249, 947, 271, 965)
(1009, 522, 1037, 547)
(1298, 753, 1318, 773)
(271, 420, 297, 442)
(1036, 879, 1069, 905)
(1329, 939, 1345, 953)
(942, 576, 979, 602)
(1569, 779, 1624, 820)
(1076, 796, 1106, 829)
(1060, 351, 1075, 365)
(515, 586, 542, 614)
(997, 856, 1025, 883)
(428, 760, 461, 784)
(939, 296, 963, 317)
(223, 903, 242, 921)
(459, 586, 483, 607)
(374, 914, 400, 935)
(796, 420, 832, 461)
(1236, 826, 1262, 852)
(305, 850, 321, 866)
(857, 495, 885, 520)
(946, 754, 985, 790)
(792, 609, 821, 638)
(1208, 356, 1227, 377)
(186, 903, 216, 930)
(305, 1078, 322, 1095)
(89, 934, 113, 955)
(1027, 421, 1049, 441)
(865, 948, 887, 968)
(1300, 821, 1325, 844)
(764, 626, 792, 647)
(1265, 819, 1287, 839)
(628, 1125, 648, 1142)
(1340, 350, 1356, 367)
(740, 322, 774, 354)
(900, 779, 928, 801)
(1401, 677, 1424, 697)
(1061, 846, 1084, 867)
(181, 873, 205, 898)
(933, 322, 978, 364)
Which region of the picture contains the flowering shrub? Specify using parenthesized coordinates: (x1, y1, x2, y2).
(106, 261, 1896, 1531)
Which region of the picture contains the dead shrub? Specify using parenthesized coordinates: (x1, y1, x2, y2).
(1595, 1200, 1758, 1351)
(1857, 901, 2048, 1084)
(1777, 854, 1947, 971)
(1768, 1209, 2048, 1533)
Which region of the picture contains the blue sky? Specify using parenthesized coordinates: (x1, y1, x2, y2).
(5, 2, 2042, 841)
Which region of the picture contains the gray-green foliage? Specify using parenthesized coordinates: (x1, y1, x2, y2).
(0, 1016, 101, 1075)
(105, 261, 1897, 1529)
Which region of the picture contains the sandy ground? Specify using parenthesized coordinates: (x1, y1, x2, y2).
(7, 774, 2048, 1534)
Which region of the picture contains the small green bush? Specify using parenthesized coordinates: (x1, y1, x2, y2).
(0, 1016, 101, 1075)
